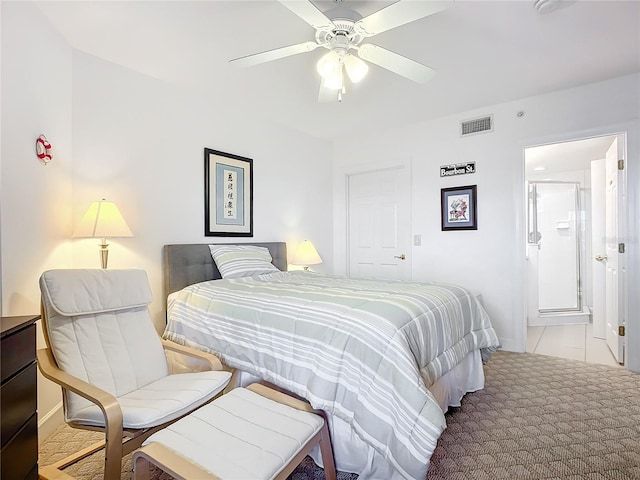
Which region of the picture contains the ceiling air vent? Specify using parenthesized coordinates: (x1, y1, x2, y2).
(460, 115, 493, 137)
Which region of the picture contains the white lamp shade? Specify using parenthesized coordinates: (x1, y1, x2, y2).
(344, 54, 368, 83)
(316, 50, 340, 78)
(292, 240, 322, 267)
(323, 68, 344, 90)
(317, 50, 344, 91)
(73, 200, 133, 238)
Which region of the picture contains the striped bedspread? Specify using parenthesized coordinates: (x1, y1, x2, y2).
(163, 271, 499, 479)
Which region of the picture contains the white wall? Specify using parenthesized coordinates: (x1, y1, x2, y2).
(1, 1, 74, 440)
(70, 51, 334, 329)
(1, 3, 333, 440)
(1, 2, 74, 314)
(333, 74, 640, 357)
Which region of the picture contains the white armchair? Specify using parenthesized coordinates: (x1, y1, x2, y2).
(37, 269, 231, 480)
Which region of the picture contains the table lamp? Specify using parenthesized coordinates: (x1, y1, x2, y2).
(292, 240, 322, 271)
(73, 199, 133, 268)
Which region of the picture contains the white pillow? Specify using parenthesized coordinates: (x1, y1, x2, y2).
(209, 245, 279, 279)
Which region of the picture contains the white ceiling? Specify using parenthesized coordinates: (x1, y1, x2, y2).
(36, 0, 639, 142)
(525, 134, 617, 176)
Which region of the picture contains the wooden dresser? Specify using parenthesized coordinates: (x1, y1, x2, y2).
(1, 315, 39, 480)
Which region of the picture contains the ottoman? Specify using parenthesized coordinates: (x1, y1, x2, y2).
(132, 383, 336, 480)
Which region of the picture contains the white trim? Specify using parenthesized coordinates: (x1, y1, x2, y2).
(623, 122, 640, 372)
(518, 121, 640, 372)
(333, 157, 413, 277)
(498, 338, 518, 352)
(528, 307, 591, 327)
(38, 401, 64, 445)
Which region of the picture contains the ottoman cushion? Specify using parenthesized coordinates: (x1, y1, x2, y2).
(141, 387, 325, 480)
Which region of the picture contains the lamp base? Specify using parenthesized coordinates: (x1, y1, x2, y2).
(99, 239, 109, 269)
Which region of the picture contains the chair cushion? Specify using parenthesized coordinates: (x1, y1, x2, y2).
(41, 269, 152, 315)
(142, 387, 324, 480)
(69, 370, 232, 429)
(40, 269, 169, 419)
(48, 306, 171, 418)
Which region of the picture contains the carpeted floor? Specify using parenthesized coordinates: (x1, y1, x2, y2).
(38, 350, 640, 479)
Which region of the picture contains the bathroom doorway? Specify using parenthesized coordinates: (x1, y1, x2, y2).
(525, 133, 625, 366)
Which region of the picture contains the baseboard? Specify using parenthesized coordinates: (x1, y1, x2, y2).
(38, 402, 64, 445)
(497, 338, 520, 353)
(528, 307, 591, 327)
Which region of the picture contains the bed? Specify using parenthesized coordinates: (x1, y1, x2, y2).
(162, 243, 500, 480)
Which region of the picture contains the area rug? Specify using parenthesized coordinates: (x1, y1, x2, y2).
(38, 350, 640, 479)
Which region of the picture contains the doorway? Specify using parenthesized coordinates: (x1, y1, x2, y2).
(347, 166, 411, 280)
(524, 134, 625, 366)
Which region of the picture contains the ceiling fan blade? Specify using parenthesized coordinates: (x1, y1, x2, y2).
(278, 0, 336, 32)
(355, 0, 454, 37)
(318, 78, 339, 103)
(357, 44, 435, 83)
(229, 41, 319, 68)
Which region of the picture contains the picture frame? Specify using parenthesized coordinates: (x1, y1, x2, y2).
(204, 148, 253, 237)
(441, 185, 477, 231)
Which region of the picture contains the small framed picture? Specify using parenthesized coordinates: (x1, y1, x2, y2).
(204, 148, 253, 237)
(441, 185, 477, 231)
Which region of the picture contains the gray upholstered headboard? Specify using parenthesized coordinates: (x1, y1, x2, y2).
(163, 242, 288, 299)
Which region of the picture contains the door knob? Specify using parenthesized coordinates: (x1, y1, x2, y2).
(394, 254, 406, 260)
(595, 255, 608, 261)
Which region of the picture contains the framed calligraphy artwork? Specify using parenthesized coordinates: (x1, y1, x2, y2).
(204, 148, 253, 237)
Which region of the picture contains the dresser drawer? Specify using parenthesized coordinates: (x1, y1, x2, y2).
(1, 324, 36, 383)
(0, 413, 38, 480)
(24, 464, 38, 480)
(1, 362, 37, 449)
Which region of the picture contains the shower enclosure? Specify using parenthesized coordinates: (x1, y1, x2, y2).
(527, 181, 589, 324)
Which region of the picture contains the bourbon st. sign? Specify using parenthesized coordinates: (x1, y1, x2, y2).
(440, 162, 476, 177)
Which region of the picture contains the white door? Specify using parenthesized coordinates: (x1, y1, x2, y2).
(347, 167, 411, 280)
(605, 136, 624, 363)
(590, 159, 606, 339)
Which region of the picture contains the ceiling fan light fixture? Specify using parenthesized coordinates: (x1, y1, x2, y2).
(324, 65, 344, 90)
(316, 50, 340, 78)
(231, 0, 451, 103)
(344, 54, 368, 83)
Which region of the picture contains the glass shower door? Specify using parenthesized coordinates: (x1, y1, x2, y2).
(529, 182, 582, 313)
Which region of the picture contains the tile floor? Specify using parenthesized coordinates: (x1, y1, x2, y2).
(527, 323, 622, 367)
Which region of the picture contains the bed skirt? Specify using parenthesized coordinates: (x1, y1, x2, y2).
(232, 349, 484, 479)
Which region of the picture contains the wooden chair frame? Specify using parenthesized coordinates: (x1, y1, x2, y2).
(37, 302, 228, 480)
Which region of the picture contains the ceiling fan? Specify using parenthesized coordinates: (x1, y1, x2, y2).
(229, 0, 453, 102)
